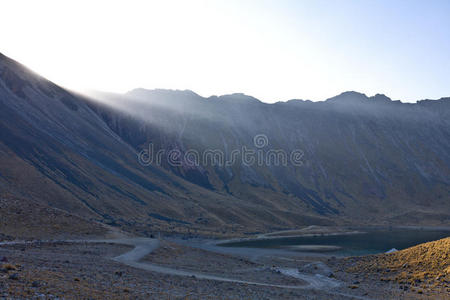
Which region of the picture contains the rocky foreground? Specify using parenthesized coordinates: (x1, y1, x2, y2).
(2, 235, 449, 299)
(0, 240, 334, 299)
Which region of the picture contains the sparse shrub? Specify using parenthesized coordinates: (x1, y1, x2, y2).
(2, 263, 16, 271)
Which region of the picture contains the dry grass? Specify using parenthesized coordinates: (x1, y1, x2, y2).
(347, 237, 450, 294)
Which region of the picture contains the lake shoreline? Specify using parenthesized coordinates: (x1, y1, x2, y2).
(212, 225, 450, 257)
(213, 225, 450, 246)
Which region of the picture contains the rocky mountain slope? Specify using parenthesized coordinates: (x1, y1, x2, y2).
(0, 194, 107, 240)
(0, 52, 449, 236)
(0, 53, 330, 236)
(91, 88, 450, 226)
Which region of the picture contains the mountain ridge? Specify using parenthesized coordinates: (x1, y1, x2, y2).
(121, 86, 450, 106)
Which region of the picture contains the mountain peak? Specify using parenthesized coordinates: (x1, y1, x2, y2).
(211, 93, 261, 104)
(370, 93, 392, 103)
(326, 91, 369, 104)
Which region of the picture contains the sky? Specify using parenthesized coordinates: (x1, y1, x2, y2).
(2, 0, 450, 103)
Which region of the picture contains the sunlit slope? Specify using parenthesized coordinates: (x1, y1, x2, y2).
(348, 237, 450, 293)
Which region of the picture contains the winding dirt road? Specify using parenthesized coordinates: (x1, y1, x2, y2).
(108, 238, 339, 289)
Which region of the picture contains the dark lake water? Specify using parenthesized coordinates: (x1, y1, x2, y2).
(220, 229, 450, 256)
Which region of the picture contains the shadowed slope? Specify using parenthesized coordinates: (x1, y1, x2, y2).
(91, 88, 450, 225)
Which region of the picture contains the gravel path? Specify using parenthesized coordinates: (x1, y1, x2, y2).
(108, 237, 344, 290)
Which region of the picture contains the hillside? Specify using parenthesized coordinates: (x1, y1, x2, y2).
(344, 237, 450, 295)
(0, 51, 449, 237)
(0, 194, 107, 240)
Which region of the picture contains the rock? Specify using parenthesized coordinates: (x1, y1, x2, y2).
(299, 261, 334, 277)
(385, 248, 398, 254)
(8, 273, 19, 280)
(2, 264, 16, 271)
(31, 281, 40, 287)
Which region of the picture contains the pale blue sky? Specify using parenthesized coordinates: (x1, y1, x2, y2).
(273, 0, 450, 101)
(2, 0, 450, 102)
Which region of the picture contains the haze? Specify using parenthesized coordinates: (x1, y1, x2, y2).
(2, 0, 450, 102)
